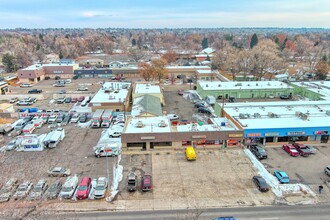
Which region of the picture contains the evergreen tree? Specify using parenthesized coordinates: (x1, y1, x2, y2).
(2, 53, 16, 72)
(59, 51, 63, 59)
(206, 55, 211, 61)
(131, 38, 136, 46)
(250, 33, 258, 49)
(322, 54, 327, 62)
(202, 37, 208, 49)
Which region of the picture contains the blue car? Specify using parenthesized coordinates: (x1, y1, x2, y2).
(274, 170, 290, 183)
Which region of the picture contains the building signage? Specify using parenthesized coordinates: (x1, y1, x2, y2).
(228, 134, 243, 138)
(141, 136, 155, 140)
(314, 131, 329, 135)
(287, 131, 305, 135)
(265, 132, 279, 137)
(192, 135, 206, 139)
(247, 133, 261, 137)
(53, 71, 64, 74)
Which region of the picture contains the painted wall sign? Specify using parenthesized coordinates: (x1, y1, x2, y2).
(287, 131, 305, 135)
(141, 136, 155, 140)
(192, 135, 207, 139)
(228, 134, 243, 138)
(265, 132, 279, 137)
(247, 133, 261, 137)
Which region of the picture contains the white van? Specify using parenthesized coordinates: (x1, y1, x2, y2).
(109, 127, 124, 138)
(60, 175, 79, 199)
(205, 95, 216, 105)
(81, 96, 90, 107)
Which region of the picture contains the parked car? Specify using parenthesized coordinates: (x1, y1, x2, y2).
(71, 98, 78, 103)
(62, 114, 72, 125)
(56, 114, 65, 123)
(77, 96, 85, 102)
(28, 179, 48, 200)
(77, 86, 88, 91)
(252, 176, 269, 192)
(58, 90, 66, 94)
(178, 90, 184, 96)
(42, 115, 49, 124)
(54, 83, 65, 87)
(9, 97, 18, 103)
(324, 166, 330, 177)
(5, 139, 18, 151)
(93, 177, 108, 199)
(70, 113, 80, 123)
(248, 144, 268, 159)
(194, 102, 207, 108)
(141, 174, 152, 192)
(65, 97, 72, 103)
(57, 97, 66, 104)
(76, 177, 92, 200)
(293, 143, 312, 157)
(60, 176, 79, 199)
(47, 167, 71, 177)
(274, 170, 290, 183)
(167, 114, 179, 121)
(127, 172, 137, 192)
(44, 180, 62, 200)
(13, 181, 33, 200)
(79, 114, 87, 123)
(20, 83, 32, 88)
(28, 89, 42, 94)
(48, 115, 58, 124)
(280, 94, 291, 100)
(16, 100, 33, 106)
(282, 144, 299, 157)
(198, 107, 212, 114)
(0, 178, 18, 203)
(305, 145, 317, 154)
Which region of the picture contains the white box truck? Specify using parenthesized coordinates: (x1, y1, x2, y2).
(101, 109, 113, 128)
(91, 109, 104, 128)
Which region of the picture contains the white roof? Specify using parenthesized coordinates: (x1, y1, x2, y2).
(224, 100, 330, 129)
(176, 117, 238, 132)
(196, 70, 212, 74)
(202, 47, 215, 54)
(134, 83, 161, 94)
(291, 81, 330, 100)
(22, 63, 76, 70)
(90, 82, 131, 104)
(198, 81, 292, 90)
(125, 116, 171, 133)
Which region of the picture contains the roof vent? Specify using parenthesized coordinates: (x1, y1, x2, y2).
(135, 121, 144, 128)
(158, 120, 167, 127)
(206, 84, 208, 87)
(218, 84, 221, 87)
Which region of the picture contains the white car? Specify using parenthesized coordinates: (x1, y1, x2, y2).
(0, 178, 18, 203)
(167, 114, 179, 121)
(13, 181, 33, 200)
(60, 175, 78, 199)
(93, 177, 108, 199)
(5, 139, 18, 151)
(20, 83, 32, 88)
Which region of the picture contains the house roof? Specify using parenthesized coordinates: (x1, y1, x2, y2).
(131, 94, 162, 117)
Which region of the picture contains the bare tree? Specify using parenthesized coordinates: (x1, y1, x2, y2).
(128, 47, 147, 62)
(138, 62, 154, 81)
(152, 58, 168, 82)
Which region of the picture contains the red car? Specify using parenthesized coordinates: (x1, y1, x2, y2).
(293, 143, 312, 157)
(76, 177, 92, 200)
(71, 98, 78, 103)
(77, 96, 85, 102)
(282, 144, 299, 157)
(141, 174, 152, 192)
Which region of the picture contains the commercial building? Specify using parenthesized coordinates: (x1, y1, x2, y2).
(89, 82, 131, 112)
(131, 95, 163, 117)
(197, 81, 293, 101)
(17, 62, 79, 83)
(133, 83, 164, 105)
(0, 81, 9, 95)
(220, 101, 330, 145)
(121, 116, 243, 150)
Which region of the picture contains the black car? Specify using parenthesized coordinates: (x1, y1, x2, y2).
(28, 89, 42, 94)
(248, 144, 268, 159)
(198, 107, 212, 114)
(194, 102, 206, 108)
(56, 114, 65, 123)
(79, 114, 87, 123)
(64, 97, 72, 103)
(252, 176, 269, 192)
(62, 114, 72, 125)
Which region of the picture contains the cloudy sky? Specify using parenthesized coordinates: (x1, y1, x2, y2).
(0, 0, 329, 28)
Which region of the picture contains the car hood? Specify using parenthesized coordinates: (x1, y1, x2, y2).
(0, 192, 11, 199)
(76, 190, 88, 196)
(30, 192, 42, 198)
(94, 189, 105, 195)
(14, 191, 26, 197)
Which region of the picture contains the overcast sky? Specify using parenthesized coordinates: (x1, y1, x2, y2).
(0, 0, 329, 28)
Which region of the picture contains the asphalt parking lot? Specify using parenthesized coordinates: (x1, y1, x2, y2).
(263, 144, 330, 186)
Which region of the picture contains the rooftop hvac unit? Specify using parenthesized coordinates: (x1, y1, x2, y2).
(254, 113, 261, 118)
(268, 112, 275, 118)
(239, 113, 249, 119)
(295, 111, 301, 116)
(235, 83, 242, 86)
(326, 110, 330, 116)
(158, 120, 167, 127)
(135, 121, 144, 128)
(218, 84, 221, 87)
(206, 84, 208, 87)
(256, 83, 258, 86)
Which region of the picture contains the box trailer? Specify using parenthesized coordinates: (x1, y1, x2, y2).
(17, 134, 46, 152)
(43, 128, 65, 149)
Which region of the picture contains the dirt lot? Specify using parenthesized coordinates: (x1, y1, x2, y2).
(263, 145, 330, 186)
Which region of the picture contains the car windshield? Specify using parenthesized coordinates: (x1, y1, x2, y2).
(78, 185, 87, 191)
(95, 185, 105, 190)
(257, 147, 266, 153)
(62, 186, 73, 192)
(33, 186, 42, 192)
(18, 186, 27, 191)
(49, 185, 57, 192)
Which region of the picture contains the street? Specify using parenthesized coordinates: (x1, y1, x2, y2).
(43, 204, 330, 220)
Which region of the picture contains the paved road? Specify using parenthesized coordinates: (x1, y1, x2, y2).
(51, 204, 330, 220)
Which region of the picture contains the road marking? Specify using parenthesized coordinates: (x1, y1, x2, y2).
(259, 218, 279, 220)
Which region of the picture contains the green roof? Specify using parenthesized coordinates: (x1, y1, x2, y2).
(139, 94, 162, 116)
